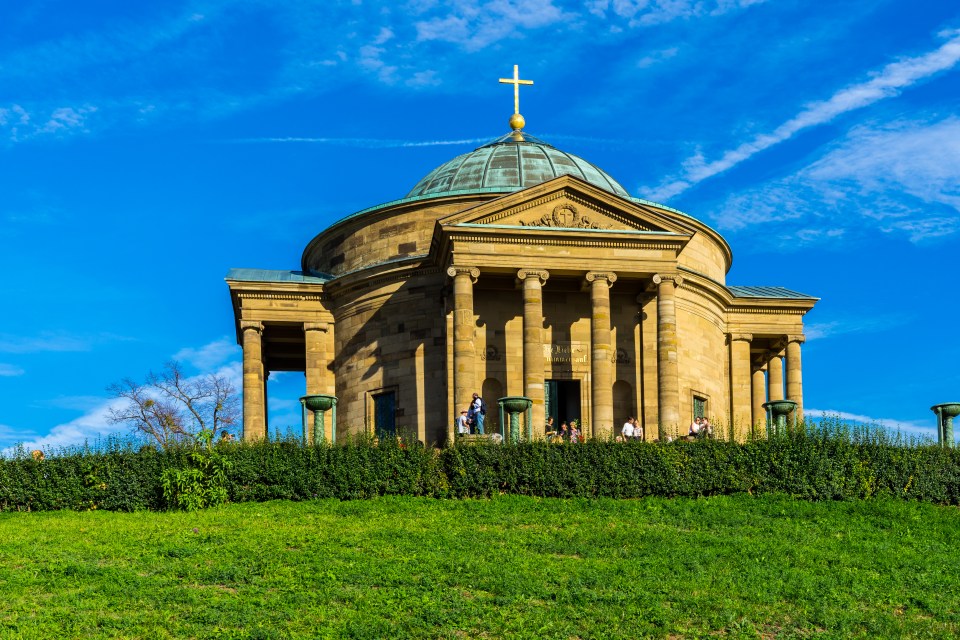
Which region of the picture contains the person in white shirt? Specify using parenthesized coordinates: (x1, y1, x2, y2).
(702, 417, 713, 438)
(471, 393, 485, 435)
(621, 418, 635, 440)
(456, 410, 470, 436)
(689, 417, 702, 437)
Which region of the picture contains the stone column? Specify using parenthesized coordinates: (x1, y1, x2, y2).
(729, 333, 753, 441)
(768, 349, 784, 401)
(518, 269, 549, 435)
(785, 335, 805, 423)
(241, 320, 265, 441)
(447, 266, 479, 416)
(586, 271, 616, 439)
(751, 365, 767, 435)
(304, 322, 330, 440)
(654, 274, 682, 438)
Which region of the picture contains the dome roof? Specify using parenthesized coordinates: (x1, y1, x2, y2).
(406, 133, 630, 199)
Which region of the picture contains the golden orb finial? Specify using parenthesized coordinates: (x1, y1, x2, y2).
(509, 113, 525, 131)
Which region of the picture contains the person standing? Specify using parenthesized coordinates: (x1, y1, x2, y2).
(456, 410, 470, 436)
(621, 417, 635, 441)
(471, 392, 486, 435)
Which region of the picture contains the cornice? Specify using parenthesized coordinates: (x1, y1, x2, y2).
(235, 291, 327, 302)
(447, 231, 684, 250)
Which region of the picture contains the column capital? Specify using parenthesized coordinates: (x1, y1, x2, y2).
(240, 320, 263, 333)
(585, 271, 617, 286)
(517, 268, 549, 285)
(303, 322, 330, 333)
(447, 265, 480, 282)
(787, 334, 806, 345)
(730, 333, 753, 342)
(652, 273, 683, 287)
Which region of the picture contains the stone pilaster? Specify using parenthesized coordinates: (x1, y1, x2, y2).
(729, 333, 753, 441)
(241, 320, 265, 441)
(586, 271, 616, 439)
(654, 273, 682, 438)
(768, 349, 784, 402)
(304, 322, 330, 441)
(518, 268, 549, 435)
(447, 266, 479, 418)
(751, 365, 767, 435)
(785, 335, 805, 423)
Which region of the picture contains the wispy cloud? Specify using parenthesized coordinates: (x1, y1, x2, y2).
(0, 0, 770, 143)
(588, 0, 765, 27)
(2, 358, 243, 454)
(0, 104, 98, 142)
(174, 337, 238, 371)
(643, 29, 960, 202)
(710, 116, 960, 243)
(229, 136, 492, 148)
(0, 332, 92, 354)
(0, 363, 25, 377)
(805, 408, 938, 441)
(636, 47, 679, 68)
(415, 0, 573, 51)
(0, 423, 38, 449)
(804, 313, 910, 341)
(4, 398, 127, 453)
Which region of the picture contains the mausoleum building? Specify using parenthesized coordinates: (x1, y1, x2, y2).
(227, 94, 816, 443)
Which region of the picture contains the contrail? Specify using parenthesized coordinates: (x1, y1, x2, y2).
(644, 29, 960, 202)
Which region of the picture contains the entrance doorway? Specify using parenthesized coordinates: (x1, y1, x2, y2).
(545, 379, 581, 431)
(373, 391, 396, 438)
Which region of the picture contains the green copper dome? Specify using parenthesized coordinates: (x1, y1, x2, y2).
(406, 133, 630, 199)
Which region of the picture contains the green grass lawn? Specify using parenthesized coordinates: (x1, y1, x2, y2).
(1, 495, 958, 639)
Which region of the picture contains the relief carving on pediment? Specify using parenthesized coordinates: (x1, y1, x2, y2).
(519, 204, 609, 230)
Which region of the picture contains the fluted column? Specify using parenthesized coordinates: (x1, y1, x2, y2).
(586, 271, 616, 439)
(768, 349, 784, 401)
(751, 365, 767, 435)
(304, 322, 330, 440)
(654, 273, 682, 438)
(518, 268, 549, 435)
(447, 266, 479, 417)
(785, 335, 805, 423)
(241, 320, 266, 441)
(729, 333, 753, 441)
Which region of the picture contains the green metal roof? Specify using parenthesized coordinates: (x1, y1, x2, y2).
(728, 285, 817, 300)
(225, 268, 328, 284)
(406, 132, 630, 199)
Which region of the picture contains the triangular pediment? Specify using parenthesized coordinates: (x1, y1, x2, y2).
(437, 174, 694, 236)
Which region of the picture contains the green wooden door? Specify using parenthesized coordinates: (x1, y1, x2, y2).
(374, 392, 396, 438)
(546, 380, 559, 426)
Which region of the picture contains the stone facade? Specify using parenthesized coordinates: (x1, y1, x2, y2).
(227, 140, 816, 444)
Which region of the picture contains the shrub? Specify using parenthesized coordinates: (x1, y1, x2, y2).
(1, 426, 958, 511)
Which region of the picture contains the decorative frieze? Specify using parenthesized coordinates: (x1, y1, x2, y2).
(519, 204, 609, 230)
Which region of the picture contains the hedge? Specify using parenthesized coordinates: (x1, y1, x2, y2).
(2, 431, 959, 511)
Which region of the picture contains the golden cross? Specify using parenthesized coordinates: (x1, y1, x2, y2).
(499, 65, 533, 115)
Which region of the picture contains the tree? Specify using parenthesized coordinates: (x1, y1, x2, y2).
(108, 361, 238, 449)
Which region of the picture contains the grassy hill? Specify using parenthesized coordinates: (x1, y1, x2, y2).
(2, 494, 958, 638)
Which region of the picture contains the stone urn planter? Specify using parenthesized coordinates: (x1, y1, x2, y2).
(300, 394, 338, 445)
(931, 402, 960, 448)
(762, 399, 797, 437)
(498, 396, 533, 443)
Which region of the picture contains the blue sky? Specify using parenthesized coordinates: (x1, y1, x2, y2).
(2, 0, 959, 450)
